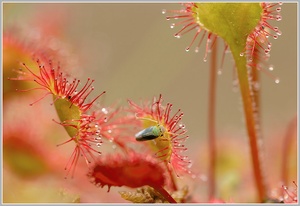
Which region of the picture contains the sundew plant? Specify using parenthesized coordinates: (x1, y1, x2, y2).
(2, 2, 297, 204)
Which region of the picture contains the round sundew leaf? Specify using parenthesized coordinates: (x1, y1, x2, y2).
(194, 3, 262, 58)
(53, 96, 81, 139)
(193, 3, 264, 118)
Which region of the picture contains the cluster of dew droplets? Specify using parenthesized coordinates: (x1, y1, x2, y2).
(261, 2, 283, 43)
(94, 108, 108, 147)
(244, 2, 282, 85)
(162, 3, 216, 63)
(94, 122, 102, 148)
(100, 107, 118, 150)
(77, 116, 102, 155)
(169, 109, 192, 173)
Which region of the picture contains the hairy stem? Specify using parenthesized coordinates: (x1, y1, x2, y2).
(250, 61, 261, 129)
(235, 55, 267, 202)
(208, 38, 218, 200)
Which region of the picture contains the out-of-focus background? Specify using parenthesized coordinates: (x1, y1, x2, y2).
(3, 3, 297, 203)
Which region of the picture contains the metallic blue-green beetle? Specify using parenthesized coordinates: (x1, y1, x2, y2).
(135, 124, 166, 141)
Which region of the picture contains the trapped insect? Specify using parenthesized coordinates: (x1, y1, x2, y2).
(135, 124, 166, 141)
